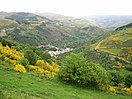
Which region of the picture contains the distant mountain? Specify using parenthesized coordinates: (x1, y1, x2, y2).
(116, 22, 132, 30)
(0, 12, 107, 48)
(36, 12, 100, 27)
(82, 15, 132, 30)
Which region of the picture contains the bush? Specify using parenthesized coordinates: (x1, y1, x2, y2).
(126, 64, 132, 71)
(108, 70, 125, 86)
(58, 53, 110, 87)
(24, 50, 39, 65)
(125, 72, 132, 87)
(14, 64, 26, 73)
(18, 58, 29, 71)
(18, 58, 29, 66)
(35, 51, 52, 63)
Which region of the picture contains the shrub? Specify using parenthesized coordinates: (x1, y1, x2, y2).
(24, 50, 39, 65)
(108, 86, 117, 93)
(18, 58, 29, 71)
(35, 51, 52, 63)
(18, 58, 29, 66)
(35, 60, 45, 66)
(58, 53, 110, 87)
(108, 70, 125, 86)
(14, 64, 26, 73)
(29, 60, 60, 78)
(126, 64, 132, 71)
(125, 72, 132, 87)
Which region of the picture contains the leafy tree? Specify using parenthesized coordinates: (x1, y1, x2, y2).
(58, 53, 110, 87)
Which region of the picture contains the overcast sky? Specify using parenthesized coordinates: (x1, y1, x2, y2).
(0, 0, 132, 16)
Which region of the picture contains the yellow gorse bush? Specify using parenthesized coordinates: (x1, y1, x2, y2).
(0, 44, 24, 60)
(0, 43, 60, 76)
(108, 85, 132, 95)
(29, 60, 60, 78)
(14, 64, 26, 73)
(0, 43, 27, 73)
(122, 85, 132, 94)
(112, 62, 125, 69)
(108, 86, 117, 93)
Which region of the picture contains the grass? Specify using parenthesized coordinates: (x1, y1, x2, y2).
(95, 28, 132, 58)
(122, 39, 132, 47)
(117, 34, 131, 41)
(0, 18, 17, 26)
(98, 48, 123, 56)
(0, 67, 131, 99)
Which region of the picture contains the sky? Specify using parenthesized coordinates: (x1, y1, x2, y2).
(0, 0, 132, 17)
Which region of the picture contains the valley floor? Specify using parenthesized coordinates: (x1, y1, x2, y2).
(0, 67, 131, 99)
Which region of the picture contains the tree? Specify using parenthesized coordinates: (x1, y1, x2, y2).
(58, 53, 110, 87)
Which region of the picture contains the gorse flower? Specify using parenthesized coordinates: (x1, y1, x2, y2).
(29, 60, 60, 78)
(14, 64, 26, 73)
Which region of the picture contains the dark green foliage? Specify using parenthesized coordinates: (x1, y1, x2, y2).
(126, 64, 132, 71)
(0, 37, 14, 47)
(84, 49, 115, 70)
(0, 90, 6, 99)
(24, 50, 39, 65)
(18, 58, 30, 71)
(124, 72, 132, 87)
(35, 50, 52, 63)
(58, 53, 110, 87)
(108, 70, 125, 86)
(18, 58, 29, 66)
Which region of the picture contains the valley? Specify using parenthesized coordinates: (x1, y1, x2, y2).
(0, 12, 132, 99)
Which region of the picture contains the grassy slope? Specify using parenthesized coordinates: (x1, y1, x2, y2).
(96, 28, 132, 59)
(0, 67, 131, 99)
(0, 18, 17, 26)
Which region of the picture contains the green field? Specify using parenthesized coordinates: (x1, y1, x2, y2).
(117, 34, 131, 41)
(99, 48, 123, 56)
(0, 67, 131, 99)
(95, 28, 132, 61)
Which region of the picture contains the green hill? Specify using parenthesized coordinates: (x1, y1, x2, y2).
(0, 12, 107, 48)
(95, 24, 132, 62)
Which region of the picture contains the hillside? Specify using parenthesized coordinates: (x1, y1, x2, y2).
(0, 38, 131, 99)
(0, 12, 107, 48)
(95, 23, 132, 62)
(0, 67, 131, 99)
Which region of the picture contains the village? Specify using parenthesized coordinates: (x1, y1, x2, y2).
(37, 44, 73, 57)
